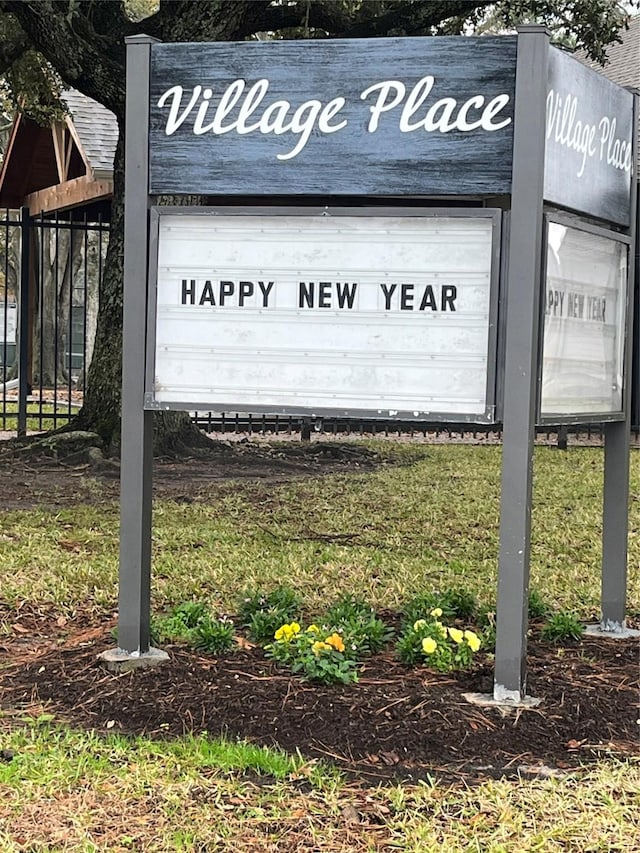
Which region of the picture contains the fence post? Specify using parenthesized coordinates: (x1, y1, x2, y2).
(18, 207, 30, 437)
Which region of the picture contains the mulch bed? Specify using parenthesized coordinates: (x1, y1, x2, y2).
(0, 444, 637, 786)
(1, 616, 637, 785)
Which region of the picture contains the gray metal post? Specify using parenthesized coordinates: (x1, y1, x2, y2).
(600, 91, 638, 632)
(493, 26, 549, 703)
(117, 35, 157, 655)
(18, 207, 30, 437)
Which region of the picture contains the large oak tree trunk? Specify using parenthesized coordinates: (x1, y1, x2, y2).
(73, 135, 209, 455)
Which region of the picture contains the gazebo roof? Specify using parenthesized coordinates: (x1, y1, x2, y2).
(0, 89, 117, 217)
(62, 89, 118, 179)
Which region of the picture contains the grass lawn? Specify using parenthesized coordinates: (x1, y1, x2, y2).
(0, 441, 638, 851)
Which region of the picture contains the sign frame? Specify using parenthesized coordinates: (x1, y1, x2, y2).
(144, 204, 503, 424)
(148, 35, 518, 198)
(110, 29, 638, 706)
(537, 211, 632, 425)
(544, 45, 634, 227)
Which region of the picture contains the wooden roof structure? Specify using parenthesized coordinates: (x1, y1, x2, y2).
(0, 89, 117, 217)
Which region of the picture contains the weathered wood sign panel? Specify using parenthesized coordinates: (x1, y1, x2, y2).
(540, 221, 628, 417)
(544, 47, 634, 226)
(149, 37, 517, 196)
(147, 210, 499, 420)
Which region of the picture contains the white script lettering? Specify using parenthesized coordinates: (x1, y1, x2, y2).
(157, 76, 511, 160)
(546, 89, 632, 178)
(362, 76, 511, 134)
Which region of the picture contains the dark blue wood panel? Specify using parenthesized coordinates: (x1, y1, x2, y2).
(149, 36, 517, 197)
(545, 47, 634, 226)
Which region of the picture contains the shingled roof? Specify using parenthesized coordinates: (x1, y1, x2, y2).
(0, 88, 116, 215)
(62, 89, 118, 179)
(574, 14, 639, 172)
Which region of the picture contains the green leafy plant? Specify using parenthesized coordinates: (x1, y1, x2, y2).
(402, 587, 477, 627)
(540, 611, 584, 643)
(477, 605, 497, 652)
(266, 622, 359, 684)
(153, 601, 235, 653)
(396, 607, 482, 673)
(237, 586, 301, 643)
(528, 588, 551, 619)
(191, 615, 235, 654)
(323, 594, 394, 657)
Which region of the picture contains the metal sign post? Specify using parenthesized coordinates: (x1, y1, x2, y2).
(100, 35, 167, 669)
(493, 27, 549, 704)
(599, 92, 638, 635)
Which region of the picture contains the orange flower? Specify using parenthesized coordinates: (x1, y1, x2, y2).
(325, 633, 345, 653)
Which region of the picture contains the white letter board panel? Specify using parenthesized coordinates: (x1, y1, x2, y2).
(541, 222, 627, 417)
(150, 213, 496, 418)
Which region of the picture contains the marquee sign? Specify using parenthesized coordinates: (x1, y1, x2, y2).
(149, 36, 517, 196)
(113, 30, 638, 704)
(147, 209, 500, 420)
(540, 219, 629, 418)
(544, 46, 634, 226)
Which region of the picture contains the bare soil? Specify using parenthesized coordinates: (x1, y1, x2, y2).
(0, 440, 637, 785)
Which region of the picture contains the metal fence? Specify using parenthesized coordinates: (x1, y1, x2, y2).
(0, 207, 109, 434)
(1, 205, 637, 445)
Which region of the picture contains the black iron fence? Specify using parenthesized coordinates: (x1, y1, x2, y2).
(1, 205, 637, 445)
(0, 207, 109, 434)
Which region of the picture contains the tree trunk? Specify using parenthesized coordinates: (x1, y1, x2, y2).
(73, 135, 209, 455)
(32, 220, 83, 387)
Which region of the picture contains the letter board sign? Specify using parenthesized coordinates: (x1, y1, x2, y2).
(540, 219, 629, 418)
(146, 209, 500, 421)
(149, 37, 516, 197)
(544, 47, 634, 226)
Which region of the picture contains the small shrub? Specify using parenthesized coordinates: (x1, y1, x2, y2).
(154, 600, 210, 644)
(528, 589, 550, 619)
(266, 622, 358, 684)
(323, 594, 394, 656)
(403, 587, 477, 627)
(396, 608, 482, 673)
(153, 601, 235, 653)
(540, 612, 584, 643)
(192, 615, 235, 654)
(237, 586, 301, 643)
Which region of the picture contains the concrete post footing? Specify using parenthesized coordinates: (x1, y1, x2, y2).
(98, 646, 170, 673)
(463, 691, 543, 712)
(585, 623, 640, 640)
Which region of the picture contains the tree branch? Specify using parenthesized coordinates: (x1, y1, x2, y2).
(245, 1, 496, 40)
(342, 1, 495, 38)
(1, 0, 126, 114)
(242, 0, 352, 38)
(0, 25, 30, 73)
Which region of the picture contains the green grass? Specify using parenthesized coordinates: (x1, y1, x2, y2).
(0, 401, 74, 433)
(1, 441, 638, 850)
(0, 444, 638, 619)
(0, 721, 637, 852)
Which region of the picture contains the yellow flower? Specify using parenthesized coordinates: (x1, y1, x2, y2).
(274, 622, 301, 642)
(437, 622, 448, 638)
(413, 619, 427, 631)
(464, 630, 481, 652)
(430, 608, 443, 618)
(306, 624, 320, 634)
(312, 641, 331, 655)
(448, 627, 464, 644)
(325, 633, 345, 653)
(422, 637, 438, 655)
